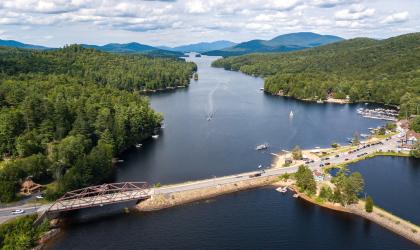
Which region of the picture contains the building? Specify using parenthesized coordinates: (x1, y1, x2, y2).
(401, 131, 420, 149)
(20, 177, 42, 195)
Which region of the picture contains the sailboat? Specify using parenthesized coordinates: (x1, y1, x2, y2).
(289, 111, 294, 118)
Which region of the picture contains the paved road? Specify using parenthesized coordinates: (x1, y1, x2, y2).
(0, 205, 43, 223)
(155, 132, 404, 194)
(0, 131, 405, 222)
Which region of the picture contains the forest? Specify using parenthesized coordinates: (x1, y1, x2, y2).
(0, 45, 196, 91)
(0, 45, 196, 201)
(212, 33, 420, 117)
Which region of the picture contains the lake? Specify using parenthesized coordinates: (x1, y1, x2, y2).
(48, 55, 418, 250)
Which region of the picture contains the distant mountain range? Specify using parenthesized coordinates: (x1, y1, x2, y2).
(0, 39, 49, 50)
(0, 32, 343, 58)
(80, 43, 184, 57)
(203, 32, 344, 57)
(158, 40, 237, 53)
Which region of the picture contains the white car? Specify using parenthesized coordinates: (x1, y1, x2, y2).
(11, 209, 25, 215)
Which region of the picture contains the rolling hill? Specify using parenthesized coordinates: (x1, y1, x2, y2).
(212, 32, 420, 114)
(203, 32, 343, 56)
(0, 39, 49, 50)
(81, 42, 184, 57)
(161, 40, 237, 53)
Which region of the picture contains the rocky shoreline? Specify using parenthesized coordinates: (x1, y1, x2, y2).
(290, 186, 420, 246)
(137, 176, 278, 211)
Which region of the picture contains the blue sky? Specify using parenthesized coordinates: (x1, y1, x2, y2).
(0, 0, 418, 47)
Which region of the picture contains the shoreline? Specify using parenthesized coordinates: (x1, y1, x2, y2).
(290, 186, 420, 245)
(271, 91, 400, 108)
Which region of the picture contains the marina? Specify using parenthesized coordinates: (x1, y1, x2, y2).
(357, 108, 398, 121)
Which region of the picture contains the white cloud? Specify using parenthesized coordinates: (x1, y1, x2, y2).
(335, 4, 375, 20)
(381, 11, 409, 24)
(0, 0, 417, 46)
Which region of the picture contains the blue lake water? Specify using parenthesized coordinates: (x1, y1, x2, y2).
(48, 55, 418, 250)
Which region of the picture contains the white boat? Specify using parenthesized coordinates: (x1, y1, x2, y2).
(255, 143, 269, 150)
(259, 87, 264, 91)
(360, 133, 369, 138)
(293, 194, 299, 198)
(117, 159, 124, 163)
(258, 164, 263, 169)
(289, 111, 294, 118)
(135, 144, 142, 148)
(276, 187, 287, 193)
(152, 135, 159, 139)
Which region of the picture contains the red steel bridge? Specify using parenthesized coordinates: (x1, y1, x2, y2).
(47, 182, 151, 213)
(35, 182, 150, 225)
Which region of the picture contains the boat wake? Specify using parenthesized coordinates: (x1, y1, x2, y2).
(207, 83, 221, 121)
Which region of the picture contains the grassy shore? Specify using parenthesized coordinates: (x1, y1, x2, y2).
(284, 183, 420, 245)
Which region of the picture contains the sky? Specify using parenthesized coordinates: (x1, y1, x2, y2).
(0, 0, 418, 47)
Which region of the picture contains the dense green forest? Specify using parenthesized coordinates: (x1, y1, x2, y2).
(212, 33, 420, 116)
(0, 45, 196, 90)
(0, 215, 49, 249)
(0, 45, 196, 202)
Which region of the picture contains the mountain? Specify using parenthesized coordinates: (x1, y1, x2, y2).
(81, 42, 184, 57)
(212, 32, 420, 111)
(203, 32, 343, 57)
(162, 40, 237, 53)
(0, 39, 49, 50)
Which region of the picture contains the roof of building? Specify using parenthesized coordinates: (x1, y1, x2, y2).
(407, 130, 420, 139)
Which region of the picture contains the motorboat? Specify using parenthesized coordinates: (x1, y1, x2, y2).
(276, 187, 287, 193)
(289, 110, 294, 118)
(152, 135, 159, 139)
(255, 143, 269, 150)
(135, 144, 142, 148)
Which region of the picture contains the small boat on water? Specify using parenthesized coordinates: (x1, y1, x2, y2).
(289, 111, 294, 118)
(258, 164, 263, 169)
(135, 144, 142, 148)
(256, 143, 269, 150)
(152, 135, 159, 139)
(293, 194, 299, 198)
(317, 99, 324, 103)
(117, 159, 124, 163)
(360, 133, 369, 138)
(276, 187, 287, 193)
(259, 87, 264, 91)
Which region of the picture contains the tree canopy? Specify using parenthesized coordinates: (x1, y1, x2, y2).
(0, 45, 196, 201)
